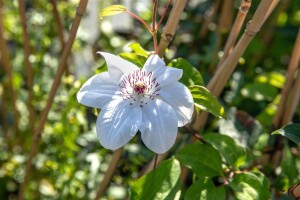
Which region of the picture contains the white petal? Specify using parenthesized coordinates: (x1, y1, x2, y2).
(157, 67, 183, 86)
(77, 72, 119, 109)
(159, 82, 194, 127)
(140, 99, 178, 154)
(143, 55, 182, 86)
(98, 52, 139, 83)
(144, 54, 166, 73)
(97, 99, 142, 150)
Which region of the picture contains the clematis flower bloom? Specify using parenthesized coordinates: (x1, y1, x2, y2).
(77, 52, 194, 154)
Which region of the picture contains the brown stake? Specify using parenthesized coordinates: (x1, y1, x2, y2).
(0, 0, 19, 137)
(17, 1, 89, 199)
(273, 27, 300, 128)
(94, 148, 123, 200)
(158, 0, 188, 57)
(218, 0, 252, 68)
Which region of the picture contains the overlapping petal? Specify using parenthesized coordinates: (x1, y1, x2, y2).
(77, 72, 119, 109)
(97, 99, 142, 150)
(143, 55, 182, 86)
(140, 99, 178, 154)
(159, 82, 194, 127)
(97, 52, 139, 83)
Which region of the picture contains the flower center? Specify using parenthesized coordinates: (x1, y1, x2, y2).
(119, 69, 161, 107)
(134, 81, 147, 94)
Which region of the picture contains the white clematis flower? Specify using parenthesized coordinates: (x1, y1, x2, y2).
(77, 52, 194, 154)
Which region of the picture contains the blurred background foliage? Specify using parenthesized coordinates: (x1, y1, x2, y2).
(0, 0, 300, 199)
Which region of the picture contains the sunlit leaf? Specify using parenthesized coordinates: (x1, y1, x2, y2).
(229, 172, 270, 200)
(130, 158, 181, 200)
(203, 133, 246, 168)
(241, 83, 278, 101)
(272, 124, 300, 145)
(129, 43, 149, 57)
(119, 52, 147, 68)
(184, 178, 226, 200)
(168, 58, 204, 87)
(99, 5, 127, 19)
(176, 143, 223, 178)
(255, 72, 285, 89)
(189, 85, 226, 119)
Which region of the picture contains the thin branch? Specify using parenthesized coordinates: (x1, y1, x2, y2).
(153, 154, 158, 169)
(94, 148, 123, 200)
(0, 0, 19, 136)
(126, 10, 152, 33)
(273, 27, 300, 128)
(184, 126, 207, 144)
(17, 1, 89, 199)
(156, 0, 173, 30)
(17, 0, 35, 131)
(152, 0, 158, 31)
(158, 0, 188, 57)
(50, 0, 69, 76)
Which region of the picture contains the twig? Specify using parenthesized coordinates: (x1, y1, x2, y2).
(0, 0, 19, 137)
(17, 0, 35, 131)
(273, 27, 300, 128)
(183, 126, 207, 144)
(17, 1, 89, 199)
(156, 0, 173, 30)
(94, 148, 123, 200)
(152, 0, 158, 31)
(158, 0, 188, 57)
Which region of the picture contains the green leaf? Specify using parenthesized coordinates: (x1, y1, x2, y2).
(203, 133, 246, 168)
(119, 52, 147, 68)
(184, 178, 226, 200)
(176, 143, 223, 178)
(255, 72, 285, 89)
(129, 43, 149, 57)
(99, 5, 127, 19)
(130, 158, 181, 200)
(168, 58, 204, 87)
(271, 124, 300, 145)
(241, 83, 278, 101)
(189, 85, 226, 119)
(229, 172, 270, 200)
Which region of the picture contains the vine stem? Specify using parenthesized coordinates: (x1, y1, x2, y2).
(17, 0, 35, 132)
(158, 0, 188, 57)
(17, 1, 88, 199)
(156, 0, 173, 31)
